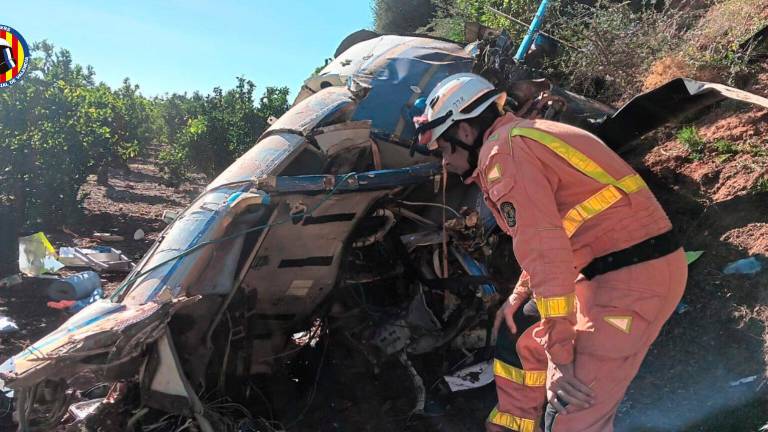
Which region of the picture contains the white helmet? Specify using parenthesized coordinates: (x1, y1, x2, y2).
(413, 73, 507, 150)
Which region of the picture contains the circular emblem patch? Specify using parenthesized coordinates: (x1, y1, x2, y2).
(500, 202, 516, 227)
(0, 25, 30, 88)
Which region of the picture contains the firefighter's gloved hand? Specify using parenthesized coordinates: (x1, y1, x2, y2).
(547, 362, 595, 414)
(493, 293, 527, 337)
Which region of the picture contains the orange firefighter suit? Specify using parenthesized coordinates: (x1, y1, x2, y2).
(468, 114, 688, 432)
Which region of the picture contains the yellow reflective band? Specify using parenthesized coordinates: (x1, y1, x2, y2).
(487, 163, 503, 183)
(535, 293, 575, 318)
(509, 127, 648, 194)
(616, 174, 647, 193)
(562, 185, 623, 237)
(493, 359, 546, 387)
(509, 127, 648, 237)
(488, 407, 537, 432)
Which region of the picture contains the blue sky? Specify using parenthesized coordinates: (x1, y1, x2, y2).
(7, 0, 374, 98)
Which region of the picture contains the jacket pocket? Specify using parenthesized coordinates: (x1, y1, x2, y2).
(575, 288, 664, 358)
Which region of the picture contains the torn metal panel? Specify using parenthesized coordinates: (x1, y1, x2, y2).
(242, 191, 389, 318)
(594, 78, 768, 150)
(242, 191, 389, 373)
(2, 299, 171, 389)
(312, 120, 372, 156)
(208, 133, 308, 191)
(302, 35, 473, 145)
(148, 333, 189, 399)
(268, 86, 356, 137)
(122, 190, 270, 304)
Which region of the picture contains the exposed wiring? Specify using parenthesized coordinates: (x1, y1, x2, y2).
(111, 172, 356, 302)
(397, 200, 462, 219)
(285, 320, 329, 430)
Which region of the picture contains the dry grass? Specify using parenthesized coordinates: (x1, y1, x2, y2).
(647, 0, 768, 87)
(643, 55, 694, 90)
(688, 0, 768, 51)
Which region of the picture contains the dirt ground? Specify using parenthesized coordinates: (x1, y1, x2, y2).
(0, 158, 204, 431)
(2, 87, 768, 430)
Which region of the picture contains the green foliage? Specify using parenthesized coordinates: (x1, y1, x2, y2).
(0, 42, 153, 228)
(158, 79, 290, 181)
(372, 0, 435, 34)
(681, 0, 768, 85)
(427, 0, 537, 41)
(677, 126, 706, 160)
(754, 176, 768, 193)
(713, 139, 738, 155)
(543, 2, 691, 101)
(0, 41, 285, 230)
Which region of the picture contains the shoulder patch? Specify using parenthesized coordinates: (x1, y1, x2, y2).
(486, 163, 503, 183)
(499, 202, 516, 227)
(487, 132, 499, 142)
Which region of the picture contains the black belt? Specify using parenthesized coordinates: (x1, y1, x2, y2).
(580, 230, 681, 280)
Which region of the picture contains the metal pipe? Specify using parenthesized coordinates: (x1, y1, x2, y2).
(488, 6, 580, 51)
(514, 0, 552, 62)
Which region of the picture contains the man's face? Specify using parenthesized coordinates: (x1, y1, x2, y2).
(435, 137, 471, 175)
(434, 121, 478, 175)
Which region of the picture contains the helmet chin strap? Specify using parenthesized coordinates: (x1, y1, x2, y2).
(444, 133, 484, 179)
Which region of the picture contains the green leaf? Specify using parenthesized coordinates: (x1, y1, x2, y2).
(685, 250, 704, 265)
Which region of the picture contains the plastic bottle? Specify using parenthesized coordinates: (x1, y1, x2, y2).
(723, 256, 763, 275)
(47, 271, 102, 300)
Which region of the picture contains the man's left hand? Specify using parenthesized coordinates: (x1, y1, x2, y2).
(547, 362, 595, 414)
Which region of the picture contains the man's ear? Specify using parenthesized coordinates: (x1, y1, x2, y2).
(457, 121, 477, 143)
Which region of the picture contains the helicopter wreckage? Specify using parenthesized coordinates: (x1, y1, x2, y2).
(2, 28, 768, 431)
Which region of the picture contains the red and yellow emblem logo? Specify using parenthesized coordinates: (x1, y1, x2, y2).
(0, 25, 29, 88)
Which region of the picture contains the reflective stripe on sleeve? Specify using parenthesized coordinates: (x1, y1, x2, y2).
(488, 407, 537, 432)
(493, 359, 547, 387)
(535, 293, 575, 318)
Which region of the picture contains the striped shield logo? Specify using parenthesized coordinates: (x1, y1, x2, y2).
(0, 25, 29, 88)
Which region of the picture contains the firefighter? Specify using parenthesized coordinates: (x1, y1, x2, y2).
(412, 73, 687, 432)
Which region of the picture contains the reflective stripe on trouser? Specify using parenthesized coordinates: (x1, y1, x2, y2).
(490, 324, 547, 431)
(508, 127, 648, 238)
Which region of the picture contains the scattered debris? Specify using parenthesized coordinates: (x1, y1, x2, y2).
(47, 288, 104, 314)
(6, 28, 768, 431)
(133, 229, 145, 241)
(723, 256, 763, 275)
(729, 375, 759, 386)
(46, 271, 102, 301)
(444, 360, 495, 392)
(0, 274, 21, 289)
(18, 232, 63, 276)
(0, 316, 18, 335)
(46, 300, 76, 311)
(92, 232, 125, 242)
(67, 398, 104, 421)
(675, 302, 690, 314)
(161, 210, 179, 224)
(59, 246, 133, 272)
